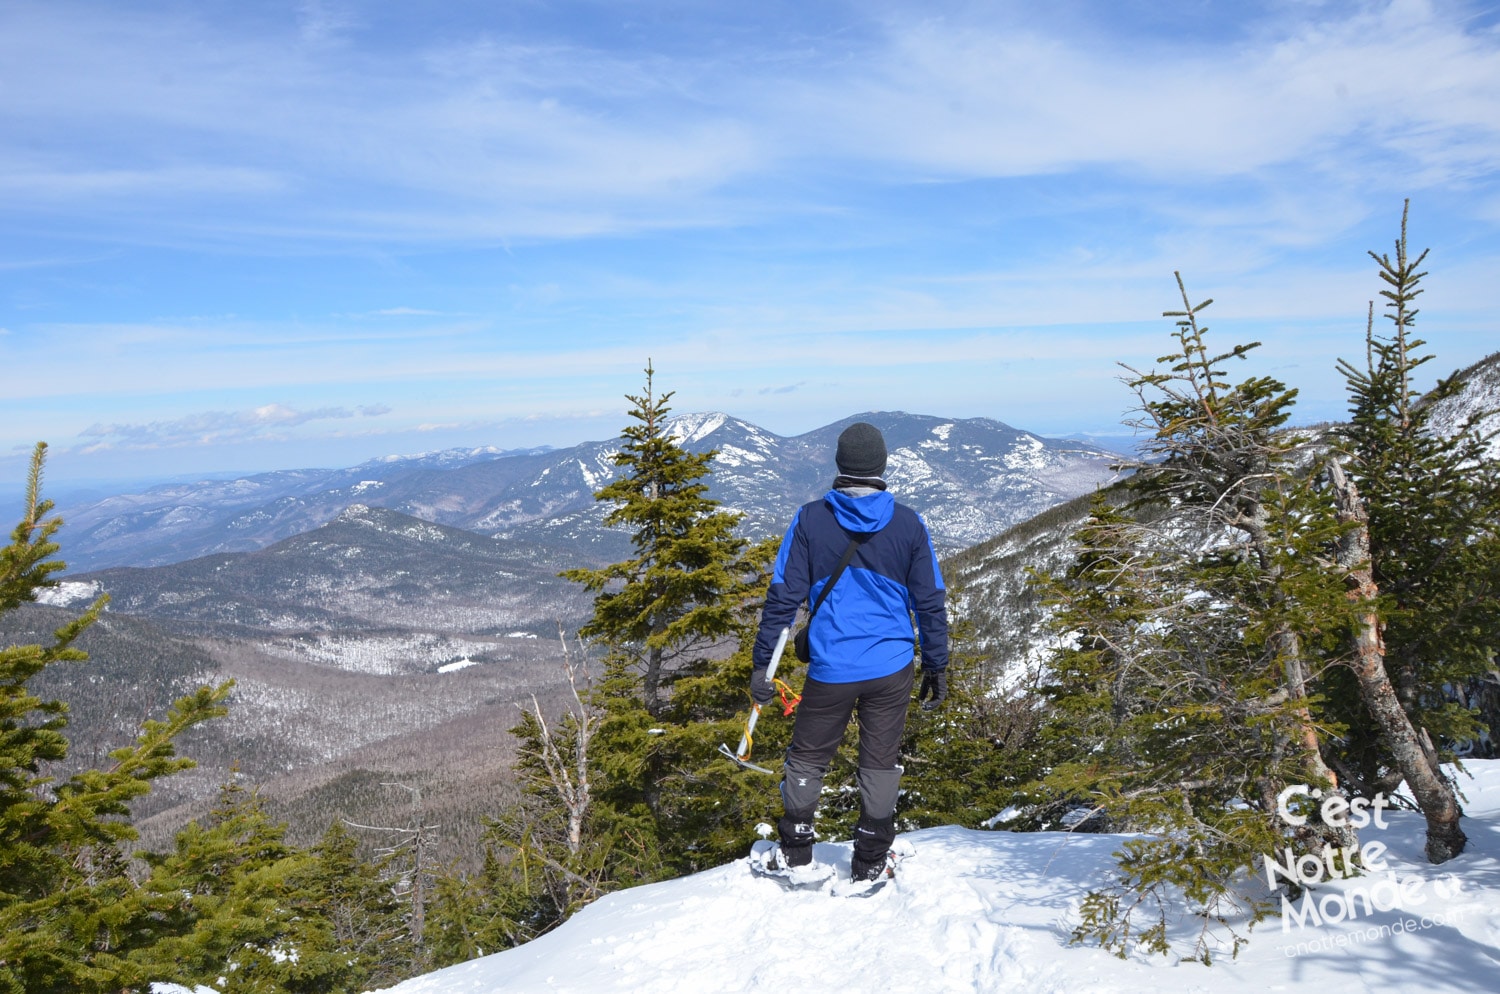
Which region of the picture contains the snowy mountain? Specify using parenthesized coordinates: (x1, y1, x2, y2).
(56, 412, 1125, 572)
(73, 503, 588, 638)
(53, 445, 549, 573)
(946, 350, 1500, 688)
(1425, 350, 1500, 460)
(944, 489, 1101, 677)
(367, 760, 1500, 994)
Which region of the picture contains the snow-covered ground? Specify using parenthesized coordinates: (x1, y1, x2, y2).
(371, 760, 1500, 994)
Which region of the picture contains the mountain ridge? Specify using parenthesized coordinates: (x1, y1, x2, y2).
(68, 503, 589, 640)
(56, 411, 1127, 572)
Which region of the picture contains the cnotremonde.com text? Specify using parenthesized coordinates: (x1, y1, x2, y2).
(1264, 785, 1423, 933)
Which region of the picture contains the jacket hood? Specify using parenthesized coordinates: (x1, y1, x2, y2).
(824, 488, 895, 534)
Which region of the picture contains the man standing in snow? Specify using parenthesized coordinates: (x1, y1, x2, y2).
(750, 421, 949, 882)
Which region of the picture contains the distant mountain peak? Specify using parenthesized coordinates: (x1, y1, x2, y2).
(335, 503, 458, 544)
(666, 411, 732, 444)
(336, 503, 377, 523)
(364, 446, 503, 465)
(357, 445, 552, 470)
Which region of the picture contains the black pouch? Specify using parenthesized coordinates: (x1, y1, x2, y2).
(794, 625, 811, 663)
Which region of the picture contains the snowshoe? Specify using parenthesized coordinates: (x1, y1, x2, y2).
(747, 840, 835, 890)
(850, 850, 897, 883)
(831, 837, 915, 898)
(834, 852, 897, 897)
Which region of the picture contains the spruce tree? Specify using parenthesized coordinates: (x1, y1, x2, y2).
(562, 363, 758, 719)
(0, 443, 232, 994)
(1336, 202, 1500, 759)
(298, 820, 411, 990)
(896, 596, 1042, 834)
(559, 363, 775, 875)
(424, 839, 546, 968)
(1124, 278, 1347, 802)
(645, 632, 785, 872)
(1031, 492, 1303, 961)
(1327, 202, 1489, 862)
(1028, 285, 1354, 961)
(1026, 491, 1163, 832)
(132, 779, 348, 994)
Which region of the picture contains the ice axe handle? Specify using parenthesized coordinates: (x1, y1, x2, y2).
(734, 626, 790, 758)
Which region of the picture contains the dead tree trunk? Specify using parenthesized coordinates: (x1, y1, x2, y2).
(1238, 505, 1342, 817)
(1274, 625, 1341, 791)
(1328, 460, 1466, 863)
(520, 623, 602, 910)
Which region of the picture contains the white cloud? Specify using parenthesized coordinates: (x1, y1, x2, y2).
(296, 0, 359, 48)
(0, 165, 282, 204)
(1, 2, 1493, 243)
(776, 2, 1500, 188)
(0, 4, 764, 239)
(3, 2, 1497, 472)
(76, 402, 390, 452)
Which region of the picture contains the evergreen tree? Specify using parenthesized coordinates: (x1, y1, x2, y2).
(1022, 492, 1162, 832)
(1123, 278, 1347, 801)
(1031, 494, 1303, 961)
(1336, 202, 1500, 763)
(1326, 456, 1467, 862)
(466, 370, 778, 949)
(562, 363, 760, 719)
(559, 363, 776, 876)
(575, 653, 669, 882)
(132, 778, 349, 994)
(646, 635, 786, 871)
(297, 820, 411, 991)
(0, 442, 232, 994)
(894, 589, 1041, 834)
(1323, 201, 1487, 862)
(1027, 284, 1355, 961)
(424, 841, 545, 968)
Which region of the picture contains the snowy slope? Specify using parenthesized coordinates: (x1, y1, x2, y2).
(1426, 350, 1500, 460)
(370, 761, 1500, 994)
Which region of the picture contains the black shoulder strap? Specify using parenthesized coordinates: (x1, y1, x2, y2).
(808, 534, 866, 620)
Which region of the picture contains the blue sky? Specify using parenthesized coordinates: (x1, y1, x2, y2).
(3, 0, 1499, 488)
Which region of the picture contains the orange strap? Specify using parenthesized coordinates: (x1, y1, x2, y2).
(774, 678, 802, 716)
(739, 678, 802, 760)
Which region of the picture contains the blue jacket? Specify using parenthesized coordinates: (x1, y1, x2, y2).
(754, 488, 948, 683)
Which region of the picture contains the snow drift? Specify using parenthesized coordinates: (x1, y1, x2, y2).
(370, 761, 1500, 994)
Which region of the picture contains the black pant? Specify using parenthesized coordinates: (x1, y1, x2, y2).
(778, 665, 913, 860)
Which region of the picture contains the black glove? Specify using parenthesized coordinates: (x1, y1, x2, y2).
(917, 668, 948, 711)
(751, 667, 775, 706)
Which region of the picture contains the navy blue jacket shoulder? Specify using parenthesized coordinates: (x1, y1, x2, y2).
(753, 489, 948, 683)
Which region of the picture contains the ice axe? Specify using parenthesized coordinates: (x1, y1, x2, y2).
(719, 626, 790, 774)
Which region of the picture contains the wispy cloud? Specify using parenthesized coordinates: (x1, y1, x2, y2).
(1, 2, 1494, 244)
(76, 403, 391, 452)
(0, 4, 763, 241)
(0, 162, 283, 202)
(296, 0, 359, 49)
(795, 4, 1500, 184)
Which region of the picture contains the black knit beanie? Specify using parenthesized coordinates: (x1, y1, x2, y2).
(835, 422, 887, 479)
